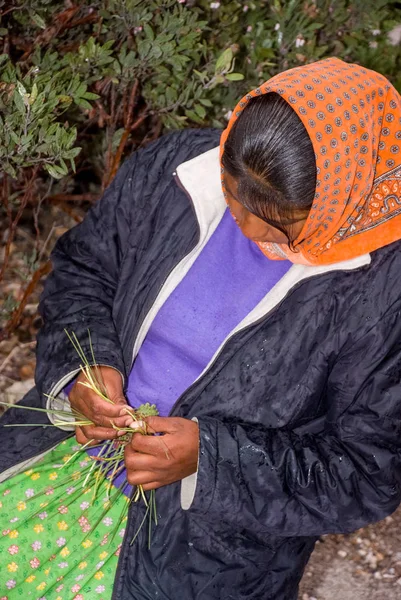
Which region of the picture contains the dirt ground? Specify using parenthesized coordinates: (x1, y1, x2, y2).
(299, 507, 401, 599)
(1, 214, 401, 599)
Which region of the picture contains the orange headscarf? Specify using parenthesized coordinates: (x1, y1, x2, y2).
(220, 57, 401, 265)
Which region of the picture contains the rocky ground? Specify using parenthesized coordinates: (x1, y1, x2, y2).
(299, 508, 401, 599)
(1, 211, 401, 599)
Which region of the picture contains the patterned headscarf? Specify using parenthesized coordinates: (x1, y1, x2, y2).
(220, 57, 401, 265)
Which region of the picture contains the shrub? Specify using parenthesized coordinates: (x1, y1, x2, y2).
(1, 0, 401, 337)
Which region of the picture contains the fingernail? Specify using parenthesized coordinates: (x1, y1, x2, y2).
(117, 430, 126, 437)
(129, 420, 144, 430)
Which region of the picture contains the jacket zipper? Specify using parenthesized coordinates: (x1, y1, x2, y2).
(129, 173, 200, 367)
(111, 172, 201, 600)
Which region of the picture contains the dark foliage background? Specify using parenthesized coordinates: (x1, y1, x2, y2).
(1, 0, 401, 337)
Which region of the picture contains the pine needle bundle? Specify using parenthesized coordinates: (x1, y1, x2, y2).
(0, 329, 160, 547)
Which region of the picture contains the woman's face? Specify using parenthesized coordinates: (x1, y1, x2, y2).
(223, 172, 307, 245)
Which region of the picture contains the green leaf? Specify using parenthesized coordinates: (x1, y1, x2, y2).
(151, 45, 163, 59)
(165, 86, 177, 105)
(144, 23, 155, 41)
(31, 12, 46, 29)
(75, 84, 87, 98)
(57, 95, 73, 105)
(215, 48, 233, 73)
(225, 72, 244, 81)
(308, 22, 324, 31)
(122, 52, 137, 70)
(193, 69, 206, 80)
(13, 89, 26, 114)
(81, 92, 100, 100)
(194, 103, 206, 119)
(63, 147, 81, 159)
(162, 113, 180, 129)
(138, 40, 152, 59)
(0, 53, 8, 66)
(45, 164, 65, 180)
(10, 131, 20, 145)
(87, 37, 96, 56)
(47, 123, 58, 136)
(21, 133, 33, 145)
(3, 163, 17, 179)
(185, 109, 204, 124)
(30, 83, 38, 105)
(103, 40, 115, 51)
(16, 81, 27, 97)
(59, 157, 68, 173)
(208, 74, 225, 89)
(199, 98, 213, 107)
(113, 58, 122, 75)
(74, 97, 93, 110)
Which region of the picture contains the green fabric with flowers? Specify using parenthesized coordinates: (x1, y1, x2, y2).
(0, 437, 128, 599)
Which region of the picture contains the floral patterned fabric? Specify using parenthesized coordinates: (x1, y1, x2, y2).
(221, 57, 401, 265)
(0, 437, 128, 599)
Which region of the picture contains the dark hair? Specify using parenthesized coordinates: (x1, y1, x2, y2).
(222, 93, 317, 243)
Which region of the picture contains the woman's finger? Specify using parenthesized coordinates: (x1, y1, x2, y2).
(144, 416, 177, 434)
(124, 449, 159, 472)
(83, 394, 129, 419)
(75, 395, 127, 424)
(87, 413, 133, 429)
(72, 395, 132, 428)
(80, 424, 121, 440)
(126, 470, 159, 487)
(75, 426, 98, 446)
(141, 481, 162, 491)
(69, 366, 128, 424)
(129, 432, 171, 456)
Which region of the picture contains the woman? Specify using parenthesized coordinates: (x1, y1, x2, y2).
(1, 57, 401, 599)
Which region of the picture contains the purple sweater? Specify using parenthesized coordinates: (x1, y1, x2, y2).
(126, 209, 290, 414)
(86, 209, 291, 492)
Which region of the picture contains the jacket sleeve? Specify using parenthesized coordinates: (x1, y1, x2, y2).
(36, 154, 135, 403)
(36, 129, 222, 410)
(182, 307, 401, 537)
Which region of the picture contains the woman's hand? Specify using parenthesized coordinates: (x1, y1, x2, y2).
(69, 366, 131, 445)
(124, 416, 199, 491)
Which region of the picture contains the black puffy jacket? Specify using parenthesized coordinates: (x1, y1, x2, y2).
(1, 129, 401, 600)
